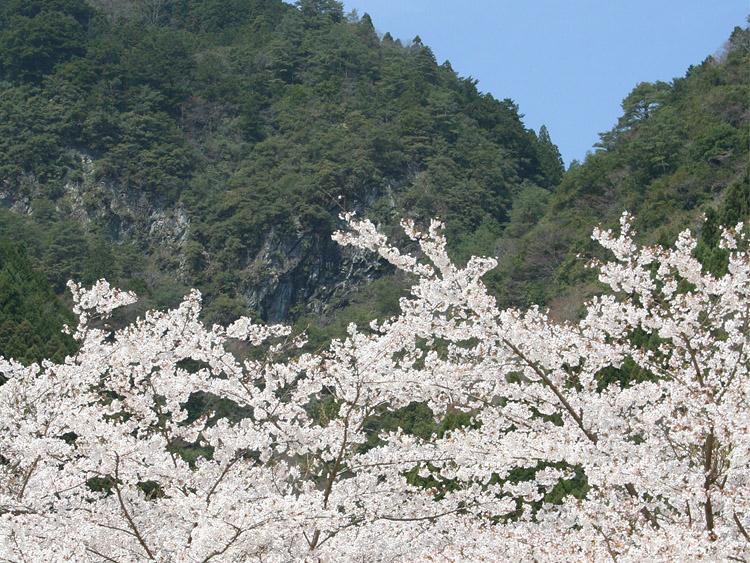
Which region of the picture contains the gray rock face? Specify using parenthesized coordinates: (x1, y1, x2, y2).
(2, 152, 389, 322)
(242, 227, 383, 322)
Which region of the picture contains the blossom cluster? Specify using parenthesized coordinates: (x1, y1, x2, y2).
(1, 213, 748, 561)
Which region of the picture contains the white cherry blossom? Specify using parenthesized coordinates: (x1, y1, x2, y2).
(1, 212, 747, 561)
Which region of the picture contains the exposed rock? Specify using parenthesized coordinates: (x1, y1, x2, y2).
(241, 225, 383, 322)
(2, 151, 389, 322)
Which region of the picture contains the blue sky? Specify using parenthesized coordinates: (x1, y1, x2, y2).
(341, 1, 748, 166)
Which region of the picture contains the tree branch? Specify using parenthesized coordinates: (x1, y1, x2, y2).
(113, 453, 155, 560)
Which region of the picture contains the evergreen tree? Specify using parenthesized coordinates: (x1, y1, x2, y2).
(536, 125, 564, 187)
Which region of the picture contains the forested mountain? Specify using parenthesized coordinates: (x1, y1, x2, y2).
(0, 0, 562, 333)
(487, 24, 750, 316)
(0, 0, 747, 361)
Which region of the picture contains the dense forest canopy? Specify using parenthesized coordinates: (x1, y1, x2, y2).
(0, 0, 747, 363)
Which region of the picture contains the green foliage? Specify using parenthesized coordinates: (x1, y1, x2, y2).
(96, 110, 195, 200)
(490, 25, 750, 315)
(0, 0, 562, 327)
(535, 125, 564, 187)
(0, 3, 746, 377)
(695, 171, 750, 276)
(0, 84, 74, 183)
(0, 240, 76, 365)
(0, 0, 92, 82)
(118, 26, 196, 108)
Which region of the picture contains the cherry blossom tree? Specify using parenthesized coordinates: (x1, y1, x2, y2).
(0, 213, 748, 562)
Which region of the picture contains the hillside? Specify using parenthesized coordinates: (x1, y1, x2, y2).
(0, 1, 747, 361)
(486, 24, 749, 317)
(0, 0, 562, 332)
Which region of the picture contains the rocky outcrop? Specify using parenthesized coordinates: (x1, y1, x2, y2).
(242, 227, 384, 322)
(2, 151, 391, 323)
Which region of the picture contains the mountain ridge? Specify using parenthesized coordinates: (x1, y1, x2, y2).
(0, 0, 562, 326)
(0, 1, 747, 361)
